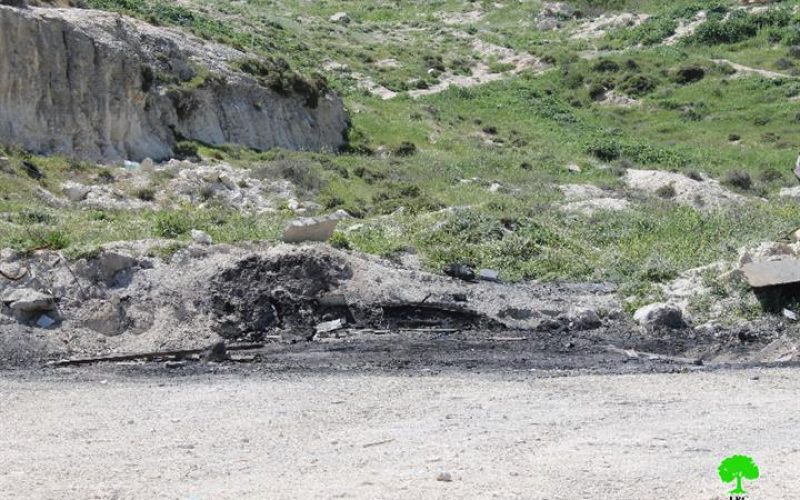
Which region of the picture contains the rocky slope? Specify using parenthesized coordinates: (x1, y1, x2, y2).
(0, 4, 348, 161)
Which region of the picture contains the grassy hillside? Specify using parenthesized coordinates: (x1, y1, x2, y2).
(3, 0, 800, 318)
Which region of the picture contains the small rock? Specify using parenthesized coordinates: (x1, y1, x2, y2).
(330, 12, 351, 24)
(0, 261, 25, 280)
(444, 263, 476, 282)
(123, 160, 140, 171)
(190, 229, 213, 245)
(633, 303, 686, 330)
(436, 472, 453, 482)
(164, 360, 186, 369)
(567, 163, 582, 173)
(141, 158, 155, 172)
(36, 314, 56, 329)
(783, 308, 798, 321)
(477, 269, 501, 282)
(62, 181, 91, 202)
(568, 307, 602, 330)
(287, 198, 300, 211)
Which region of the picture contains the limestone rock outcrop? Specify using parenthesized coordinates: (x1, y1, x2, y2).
(0, 5, 349, 161)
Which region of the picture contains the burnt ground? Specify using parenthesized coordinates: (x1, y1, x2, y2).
(2, 244, 798, 377)
(6, 318, 794, 379)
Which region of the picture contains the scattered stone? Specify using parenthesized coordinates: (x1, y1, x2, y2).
(281, 214, 340, 243)
(2, 288, 56, 313)
(477, 269, 501, 282)
(315, 318, 346, 336)
(436, 472, 453, 482)
(444, 263, 476, 282)
(36, 314, 56, 329)
(566, 164, 582, 173)
(164, 360, 186, 369)
(568, 307, 602, 330)
(782, 308, 798, 321)
(633, 303, 686, 330)
(123, 160, 140, 171)
(140, 158, 155, 172)
(62, 181, 91, 202)
(190, 230, 213, 246)
(330, 12, 351, 24)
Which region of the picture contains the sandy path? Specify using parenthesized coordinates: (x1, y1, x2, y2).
(0, 368, 797, 499)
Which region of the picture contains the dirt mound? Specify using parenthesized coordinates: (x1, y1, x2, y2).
(0, 243, 624, 366)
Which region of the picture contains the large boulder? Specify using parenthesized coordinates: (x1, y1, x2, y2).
(0, 5, 348, 161)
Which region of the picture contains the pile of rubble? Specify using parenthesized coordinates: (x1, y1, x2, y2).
(0, 242, 627, 364)
(53, 160, 309, 214)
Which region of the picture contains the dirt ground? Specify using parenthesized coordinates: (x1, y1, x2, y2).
(1, 367, 797, 499)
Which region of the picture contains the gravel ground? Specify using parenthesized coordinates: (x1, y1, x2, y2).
(1, 368, 797, 499)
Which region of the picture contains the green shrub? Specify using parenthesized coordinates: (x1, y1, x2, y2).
(655, 184, 676, 199)
(174, 141, 199, 160)
(154, 211, 192, 238)
(722, 170, 752, 191)
(135, 188, 156, 201)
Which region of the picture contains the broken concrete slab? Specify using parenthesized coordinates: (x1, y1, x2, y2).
(478, 269, 501, 282)
(1, 288, 56, 313)
(281, 214, 340, 243)
(741, 260, 800, 288)
(315, 318, 346, 336)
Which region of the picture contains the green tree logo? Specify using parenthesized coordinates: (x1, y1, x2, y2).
(718, 455, 760, 495)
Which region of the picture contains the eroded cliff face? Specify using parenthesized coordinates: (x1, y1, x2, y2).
(0, 5, 349, 161)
